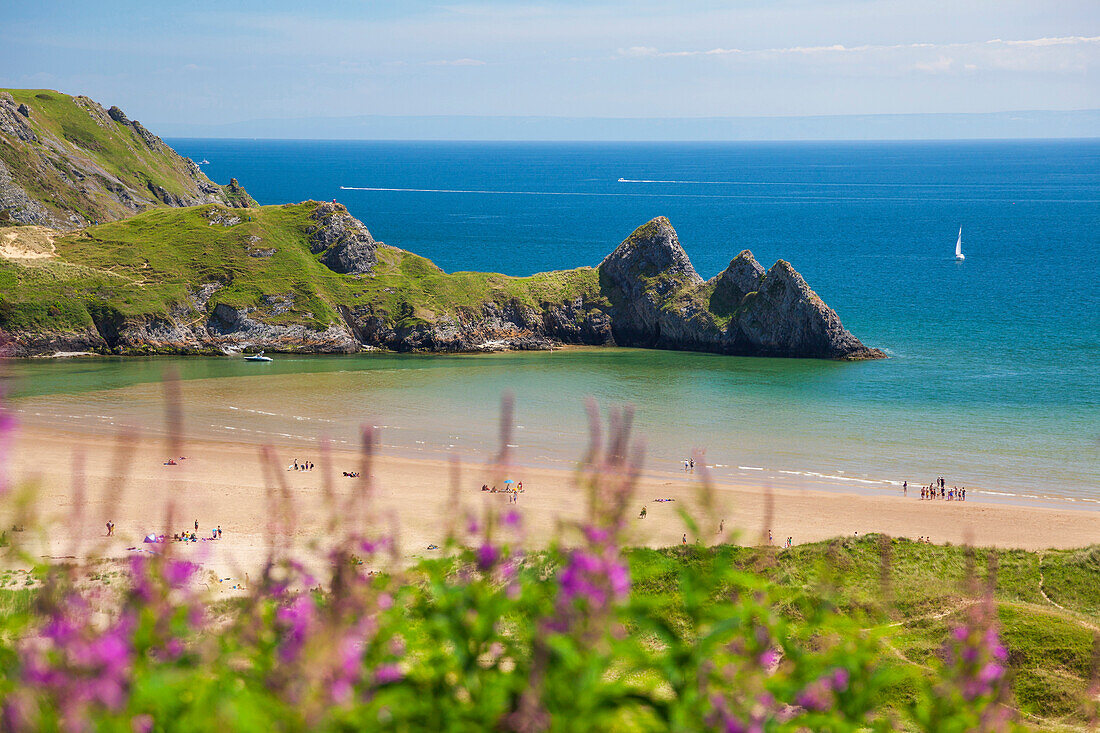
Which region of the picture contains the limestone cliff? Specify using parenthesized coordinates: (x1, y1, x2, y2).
(597, 217, 883, 360)
(0, 90, 255, 229)
(0, 203, 881, 360)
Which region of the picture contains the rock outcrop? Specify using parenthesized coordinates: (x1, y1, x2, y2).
(0, 90, 255, 228)
(307, 202, 378, 274)
(341, 292, 613, 353)
(597, 217, 883, 360)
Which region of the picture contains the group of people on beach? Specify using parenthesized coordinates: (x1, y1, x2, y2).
(291, 460, 314, 471)
(174, 520, 222, 542)
(917, 477, 966, 501)
(901, 478, 967, 501)
(107, 519, 223, 542)
(481, 483, 524, 502)
(682, 458, 696, 473)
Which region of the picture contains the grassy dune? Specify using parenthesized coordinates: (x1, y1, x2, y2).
(631, 539, 1100, 730)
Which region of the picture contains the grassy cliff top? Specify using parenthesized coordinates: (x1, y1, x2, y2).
(0, 89, 253, 227)
(0, 201, 601, 337)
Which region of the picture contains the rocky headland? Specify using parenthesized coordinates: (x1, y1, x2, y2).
(0, 202, 882, 360)
(0, 88, 881, 361)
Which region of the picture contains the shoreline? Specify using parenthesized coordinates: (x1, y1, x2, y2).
(5, 423, 1098, 585)
(9, 403, 1098, 516)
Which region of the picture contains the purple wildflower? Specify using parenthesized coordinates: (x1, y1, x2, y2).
(944, 615, 1009, 701)
(276, 595, 316, 663)
(795, 667, 849, 713)
(555, 543, 630, 617)
(374, 663, 403, 685)
(476, 542, 500, 571)
(164, 559, 197, 588)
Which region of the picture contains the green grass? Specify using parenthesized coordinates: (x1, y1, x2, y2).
(0, 201, 605, 347)
(1, 88, 252, 225)
(626, 538, 1100, 730)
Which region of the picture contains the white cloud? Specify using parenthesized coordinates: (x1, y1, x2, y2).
(990, 36, 1100, 48)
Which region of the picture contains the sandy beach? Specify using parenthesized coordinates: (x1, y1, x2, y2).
(4, 423, 1096, 589)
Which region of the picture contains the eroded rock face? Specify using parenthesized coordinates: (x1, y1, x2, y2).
(342, 294, 613, 354)
(598, 216, 704, 348)
(598, 217, 883, 360)
(307, 202, 378, 274)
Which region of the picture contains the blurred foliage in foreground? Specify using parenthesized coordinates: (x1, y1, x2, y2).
(0, 402, 1097, 731)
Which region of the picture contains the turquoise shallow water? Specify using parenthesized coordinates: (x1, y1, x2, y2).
(4, 140, 1098, 503)
(2, 348, 1097, 504)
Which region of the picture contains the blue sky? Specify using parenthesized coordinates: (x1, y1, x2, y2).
(3, 1, 1097, 126)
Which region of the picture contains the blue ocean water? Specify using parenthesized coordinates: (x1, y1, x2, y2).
(19, 139, 1100, 498)
(173, 138, 1099, 403)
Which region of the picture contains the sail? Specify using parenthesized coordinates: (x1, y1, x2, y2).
(955, 228, 963, 258)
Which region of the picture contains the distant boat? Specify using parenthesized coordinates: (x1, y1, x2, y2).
(954, 227, 965, 261)
(618, 177, 627, 182)
(198, 159, 210, 165)
(244, 351, 272, 362)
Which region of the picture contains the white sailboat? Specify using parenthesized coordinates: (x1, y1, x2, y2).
(954, 227, 965, 261)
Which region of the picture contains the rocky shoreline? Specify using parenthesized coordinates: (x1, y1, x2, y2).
(1, 209, 884, 361)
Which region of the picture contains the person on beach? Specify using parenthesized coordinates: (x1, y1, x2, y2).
(768, 529, 773, 544)
(718, 519, 724, 533)
(903, 481, 907, 496)
(639, 506, 647, 519)
(689, 458, 695, 473)
(682, 534, 687, 545)
(106, 520, 114, 536)
(194, 519, 199, 532)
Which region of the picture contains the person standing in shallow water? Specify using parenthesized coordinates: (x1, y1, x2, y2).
(106, 520, 114, 536)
